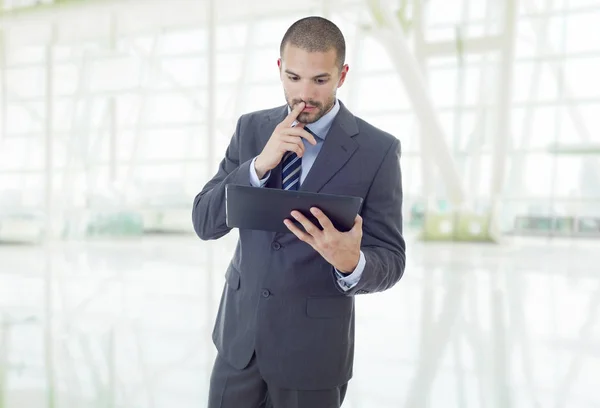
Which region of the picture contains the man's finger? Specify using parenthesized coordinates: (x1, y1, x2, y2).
(284, 218, 314, 245)
(310, 207, 334, 230)
(281, 136, 307, 152)
(291, 210, 321, 236)
(351, 215, 363, 235)
(282, 102, 305, 127)
(281, 142, 304, 157)
(283, 127, 317, 146)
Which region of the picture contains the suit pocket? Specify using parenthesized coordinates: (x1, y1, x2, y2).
(306, 296, 353, 319)
(225, 264, 241, 290)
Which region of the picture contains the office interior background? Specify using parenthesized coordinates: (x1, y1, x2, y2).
(0, 0, 599, 407)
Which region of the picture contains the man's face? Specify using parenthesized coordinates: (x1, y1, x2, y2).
(278, 44, 349, 124)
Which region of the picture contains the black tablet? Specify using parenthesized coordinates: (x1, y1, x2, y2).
(225, 184, 363, 234)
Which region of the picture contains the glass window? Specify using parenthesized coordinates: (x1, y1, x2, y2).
(564, 57, 600, 98)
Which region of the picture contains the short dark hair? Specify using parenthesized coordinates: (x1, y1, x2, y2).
(279, 16, 346, 69)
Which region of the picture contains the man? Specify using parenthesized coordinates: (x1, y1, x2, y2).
(192, 16, 406, 408)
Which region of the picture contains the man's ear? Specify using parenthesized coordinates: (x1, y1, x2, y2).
(337, 64, 349, 88)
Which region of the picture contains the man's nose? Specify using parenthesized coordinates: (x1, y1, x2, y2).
(298, 81, 315, 101)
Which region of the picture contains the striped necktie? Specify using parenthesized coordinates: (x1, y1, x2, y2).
(282, 127, 315, 190)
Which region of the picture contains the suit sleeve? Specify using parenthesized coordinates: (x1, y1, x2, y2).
(337, 138, 406, 295)
(192, 115, 254, 240)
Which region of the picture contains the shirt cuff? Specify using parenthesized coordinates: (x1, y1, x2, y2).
(335, 251, 365, 292)
(249, 157, 270, 187)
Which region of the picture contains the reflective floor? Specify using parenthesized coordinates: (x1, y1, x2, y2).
(1, 232, 599, 407)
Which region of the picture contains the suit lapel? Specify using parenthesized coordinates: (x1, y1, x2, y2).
(299, 102, 359, 193)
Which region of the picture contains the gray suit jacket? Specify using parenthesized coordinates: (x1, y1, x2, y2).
(192, 100, 406, 390)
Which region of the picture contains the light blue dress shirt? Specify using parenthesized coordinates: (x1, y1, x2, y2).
(249, 99, 365, 292)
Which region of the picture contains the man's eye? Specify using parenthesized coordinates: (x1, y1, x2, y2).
(316, 79, 328, 84)
(288, 76, 299, 81)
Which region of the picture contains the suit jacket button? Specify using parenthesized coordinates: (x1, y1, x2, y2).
(261, 289, 271, 298)
(271, 241, 281, 250)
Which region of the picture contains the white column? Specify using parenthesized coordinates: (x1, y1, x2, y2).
(205, 0, 217, 373)
(0, 29, 6, 144)
(44, 25, 56, 239)
(109, 13, 118, 184)
(43, 23, 57, 408)
(412, 0, 435, 206)
(207, 0, 216, 171)
(490, 0, 517, 212)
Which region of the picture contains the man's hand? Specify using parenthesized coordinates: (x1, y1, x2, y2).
(254, 101, 317, 179)
(284, 207, 362, 274)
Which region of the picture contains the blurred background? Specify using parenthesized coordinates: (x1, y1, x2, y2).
(0, 0, 599, 407)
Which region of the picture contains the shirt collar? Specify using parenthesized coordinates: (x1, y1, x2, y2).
(288, 99, 340, 140)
